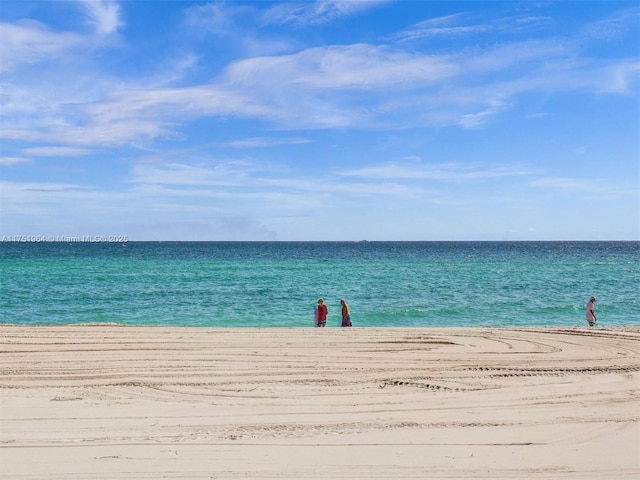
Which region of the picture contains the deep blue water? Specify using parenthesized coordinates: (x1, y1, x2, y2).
(1, 241, 638, 327)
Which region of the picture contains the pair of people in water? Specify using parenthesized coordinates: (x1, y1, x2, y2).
(315, 298, 352, 327)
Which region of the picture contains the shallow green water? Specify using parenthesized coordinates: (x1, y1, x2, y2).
(1, 241, 638, 327)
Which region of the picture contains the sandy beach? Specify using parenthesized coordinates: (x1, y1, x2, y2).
(1, 326, 639, 479)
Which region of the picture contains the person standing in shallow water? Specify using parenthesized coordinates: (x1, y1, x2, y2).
(316, 298, 328, 327)
(340, 299, 352, 327)
(586, 296, 597, 326)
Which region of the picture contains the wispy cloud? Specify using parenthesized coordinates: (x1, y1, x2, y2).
(130, 162, 254, 187)
(2, 31, 637, 149)
(263, 0, 391, 26)
(183, 1, 254, 35)
(0, 156, 29, 167)
(389, 11, 552, 43)
(80, 0, 123, 35)
(2, 0, 638, 150)
(389, 13, 490, 42)
(226, 137, 312, 148)
(22, 146, 93, 157)
(340, 161, 535, 182)
(0, 20, 80, 73)
(580, 7, 640, 40)
(531, 177, 638, 200)
(223, 44, 460, 90)
(0, 1, 123, 74)
(128, 160, 440, 205)
(457, 98, 510, 129)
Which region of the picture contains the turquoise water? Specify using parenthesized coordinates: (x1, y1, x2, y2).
(1, 242, 638, 327)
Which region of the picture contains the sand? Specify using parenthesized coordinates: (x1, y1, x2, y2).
(1, 325, 639, 479)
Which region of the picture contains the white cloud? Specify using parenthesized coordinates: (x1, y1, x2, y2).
(1, 3, 637, 156)
(22, 146, 93, 157)
(0, 20, 80, 73)
(127, 160, 441, 207)
(81, 0, 123, 35)
(0, 156, 29, 167)
(223, 44, 459, 90)
(2, 34, 636, 148)
(111, 40, 636, 134)
(339, 162, 534, 182)
(183, 1, 253, 35)
(580, 7, 640, 40)
(530, 177, 588, 190)
(390, 11, 553, 43)
(531, 177, 638, 200)
(41, 119, 173, 147)
(130, 162, 253, 187)
(457, 98, 510, 129)
(226, 137, 312, 148)
(263, 0, 391, 26)
(390, 13, 490, 42)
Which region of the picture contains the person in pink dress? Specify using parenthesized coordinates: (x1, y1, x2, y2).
(316, 298, 328, 327)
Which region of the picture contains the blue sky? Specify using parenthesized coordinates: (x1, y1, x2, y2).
(1, 1, 638, 241)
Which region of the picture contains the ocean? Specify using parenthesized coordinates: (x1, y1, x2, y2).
(1, 241, 638, 328)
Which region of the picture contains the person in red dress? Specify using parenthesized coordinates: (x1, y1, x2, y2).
(316, 298, 328, 327)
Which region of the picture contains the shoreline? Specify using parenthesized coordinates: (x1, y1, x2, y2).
(2, 325, 639, 478)
(3, 322, 640, 329)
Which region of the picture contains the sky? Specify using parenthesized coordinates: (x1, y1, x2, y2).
(0, 0, 639, 241)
